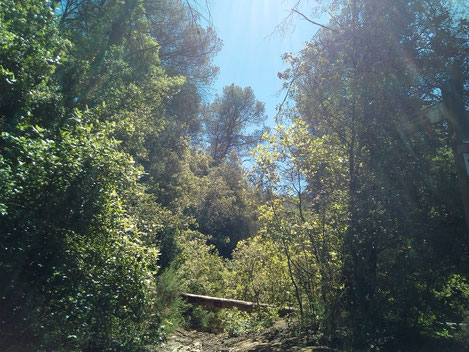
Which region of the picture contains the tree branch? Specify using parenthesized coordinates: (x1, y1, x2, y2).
(291, 9, 337, 32)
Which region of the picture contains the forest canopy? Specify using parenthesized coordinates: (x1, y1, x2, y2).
(0, 0, 468, 351)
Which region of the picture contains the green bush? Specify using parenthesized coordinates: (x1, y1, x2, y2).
(175, 231, 228, 296)
(221, 308, 279, 337)
(152, 267, 190, 340)
(0, 117, 160, 351)
(185, 306, 224, 333)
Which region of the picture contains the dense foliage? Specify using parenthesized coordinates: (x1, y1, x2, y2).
(203, 84, 267, 164)
(1, 0, 468, 351)
(0, 0, 217, 350)
(248, 0, 469, 349)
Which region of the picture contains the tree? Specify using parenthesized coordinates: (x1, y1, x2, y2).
(0, 0, 66, 129)
(204, 84, 267, 164)
(252, 122, 348, 332)
(0, 0, 189, 349)
(137, 0, 222, 205)
(272, 0, 469, 348)
(174, 148, 259, 257)
(144, 0, 221, 89)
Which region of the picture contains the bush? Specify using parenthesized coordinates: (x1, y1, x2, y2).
(152, 267, 190, 341)
(0, 117, 160, 351)
(221, 308, 279, 337)
(185, 306, 224, 333)
(175, 231, 228, 296)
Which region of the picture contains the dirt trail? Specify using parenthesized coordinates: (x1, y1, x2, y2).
(152, 320, 334, 352)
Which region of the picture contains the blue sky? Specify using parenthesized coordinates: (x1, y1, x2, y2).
(207, 0, 324, 126)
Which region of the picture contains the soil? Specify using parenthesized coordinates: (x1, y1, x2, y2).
(151, 320, 336, 352)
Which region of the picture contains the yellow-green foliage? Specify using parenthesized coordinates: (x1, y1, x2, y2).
(221, 307, 279, 337)
(176, 230, 228, 296)
(227, 235, 294, 307)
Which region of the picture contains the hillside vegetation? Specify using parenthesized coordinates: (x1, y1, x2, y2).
(0, 0, 468, 351)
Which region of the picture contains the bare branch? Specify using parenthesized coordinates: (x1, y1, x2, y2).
(275, 73, 299, 124)
(291, 8, 337, 32)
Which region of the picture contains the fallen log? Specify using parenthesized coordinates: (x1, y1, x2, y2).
(179, 292, 296, 316)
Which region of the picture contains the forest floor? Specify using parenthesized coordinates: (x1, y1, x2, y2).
(152, 319, 336, 352)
